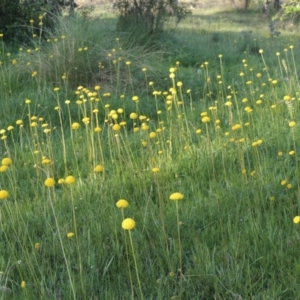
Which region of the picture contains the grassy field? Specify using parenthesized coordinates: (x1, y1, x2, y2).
(1, 1, 300, 299)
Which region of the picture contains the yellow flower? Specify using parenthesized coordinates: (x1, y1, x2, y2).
(82, 117, 90, 124)
(35, 243, 40, 249)
(116, 199, 129, 208)
(72, 122, 80, 130)
(42, 158, 51, 165)
(16, 120, 23, 125)
(44, 178, 55, 187)
(94, 126, 102, 132)
(149, 132, 157, 139)
(0, 190, 9, 199)
(65, 176, 75, 184)
(293, 216, 300, 224)
(21, 281, 26, 288)
(278, 151, 283, 156)
(122, 218, 136, 230)
(201, 116, 210, 123)
(94, 165, 104, 172)
(169, 192, 184, 201)
(112, 124, 121, 131)
(132, 96, 139, 102)
(67, 232, 75, 238)
(289, 150, 295, 156)
(0, 165, 8, 172)
(289, 121, 296, 128)
(2, 158, 12, 166)
(152, 167, 160, 173)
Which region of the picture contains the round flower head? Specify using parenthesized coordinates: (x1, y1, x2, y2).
(169, 192, 184, 201)
(44, 178, 55, 187)
(72, 122, 80, 130)
(202, 116, 210, 123)
(65, 176, 76, 184)
(94, 165, 104, 172)
(152, 167, 160, 173)
(67, 232, 75, 238)
(0, 165, 8, 172)
(293, 216, 300, 224)
(122, 218, 136, 230)
(2, 158, 12, 166)
(0, 190, 9, 199)
(116, 199, 129, 208)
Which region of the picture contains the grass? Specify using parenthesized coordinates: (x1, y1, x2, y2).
(1, 1, 300, 299)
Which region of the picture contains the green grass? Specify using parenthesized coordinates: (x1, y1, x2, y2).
(1, 3, 300, 299)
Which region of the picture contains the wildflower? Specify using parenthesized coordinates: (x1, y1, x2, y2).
(0, 166, 8, 172)
(94, 127, 102, 132)
(34, 243, 40, 249)
(293, 216, 300, 224)
(169, 192, 184, 201)
(289, 121, 296, 128)
(278, 151, 283, 156)
(132, 96, 139, 102)
(116, 199, 129, 208)
(67, 232, 75, 238)
(287, 184, 292, 189)
(94, 165, 104, 172)
(112, 124, 121, 131)
(0, 190, 9, 199)
(149, 132, 156, 139)
(259, 49, 263, 54)
(2, 158, 12, 166)
(122, 218, 136, 230)
(65, 176, 75, 184)
(232, 124, 241, 130)
(82, 117, 90, 124)
(44, 178, 55, 187)
(21, 281, 26, 288)
(72, 122, 80, 130)
(152, 167, 160, 173)
(281, 180, 287, 186)
(201, 116, 210, 123)
(289, 150, 295, 156)
(42, 158, 51, 165)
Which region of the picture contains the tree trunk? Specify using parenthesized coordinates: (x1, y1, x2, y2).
(274, 0, 280, 11)
(244, 0, 250, 12)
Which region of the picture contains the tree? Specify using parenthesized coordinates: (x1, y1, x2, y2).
(114, 0, 191, 35)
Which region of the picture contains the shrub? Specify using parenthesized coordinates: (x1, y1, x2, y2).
(114, 0, 191, 35)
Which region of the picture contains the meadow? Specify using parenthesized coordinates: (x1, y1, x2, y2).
(1, 1, 300, 299)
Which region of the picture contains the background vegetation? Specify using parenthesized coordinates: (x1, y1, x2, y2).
(0, 0, 300, 299)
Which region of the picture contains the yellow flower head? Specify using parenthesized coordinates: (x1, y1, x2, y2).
(35, 243, 40, 249)
(21, 281, 26, 288)
(67, 232, 75, 238)
(289, 121, 296, 128)
(0, 190, 9, 200)
(116, 199, 129, 208)
(122, 218, 136, 230)
(169, 192, 184, 201)
(152, 167, 160, 173)
(293, 216, 300, 224)
(72, 122, 80, 130)
(0, 165, 8, 172)
(44, 178, 55, 187)
(94, 165, 104, 173)
(2, 158, 12, 166)
(65, 176, 75, 184)
(202, 116, 210, 123)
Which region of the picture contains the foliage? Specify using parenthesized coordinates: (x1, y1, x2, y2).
(114, 0, 191, 35)
(273, 0, 300, 23)
(0, 0, 76, 43)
